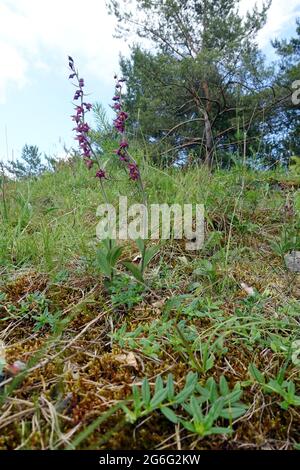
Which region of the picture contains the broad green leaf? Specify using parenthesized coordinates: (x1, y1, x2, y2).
(265, 379, 284, 394)
(220, 405, 247, 419)
(208, 426, 232, 435)
(276, 366, 286, 385)
(280, 400, 290, 410)
(132, 384, 141, 409)
(175, 383, 196, 404)
(219, 375, 230, 396)
(190, 395, 203, 422)
(96, 250, 112, 278)
(102, 238, 115, 251)
(206, 397, 224, 427)
(167, 374, 174, 401)
(66, 403, 123, 449)
(143, 246, 159, 269)
(185, 371, 198, 387)
(223, 389, 243, 406)
(179, 419, 195, 432)
(0, 358, 6, 375)
(287, 380, 296, 397)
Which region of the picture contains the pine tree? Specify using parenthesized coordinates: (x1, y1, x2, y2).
(271, 19, 300, 158)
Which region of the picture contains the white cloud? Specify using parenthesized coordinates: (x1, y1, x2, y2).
(0, 0, 299, 103)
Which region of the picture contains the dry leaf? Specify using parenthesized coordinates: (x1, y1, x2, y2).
(285, 251, 300, 273)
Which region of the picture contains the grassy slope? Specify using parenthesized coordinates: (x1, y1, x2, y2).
(0, 158, 299, 449)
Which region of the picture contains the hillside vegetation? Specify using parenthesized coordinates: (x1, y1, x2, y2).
(0, 158, 299, 449)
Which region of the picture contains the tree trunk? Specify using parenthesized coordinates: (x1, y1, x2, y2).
(202, 81, 213, 168)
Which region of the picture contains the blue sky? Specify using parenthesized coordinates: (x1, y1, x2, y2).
(0, 0, 299, 162)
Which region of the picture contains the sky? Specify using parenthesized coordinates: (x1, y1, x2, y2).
(0, 0, 299, 162)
